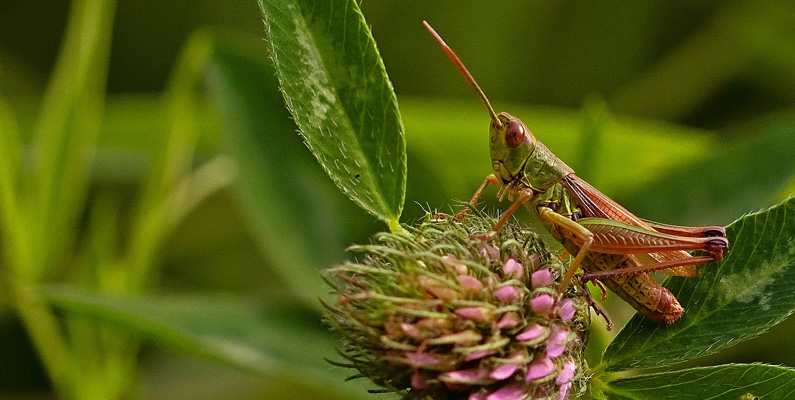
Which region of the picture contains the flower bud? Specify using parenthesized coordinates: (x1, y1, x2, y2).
(531, 294, 555, 315)
(494, 285, 522, 303)
(546, 325, 570, 358)
(558, 298, 576, 322)
(525, 356, 555, 382)
(516, 323, 548, 343)
(496, 312, 521, 330)
(459, 274, 484, 292)
(502, 258, 523, 278)
(531, 268, 554, 289)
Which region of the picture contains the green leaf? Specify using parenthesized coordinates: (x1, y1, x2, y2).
(205, 36, 379, 307)
(600, 364, 795, 400)
(258, 0, 406, 227)
(602, 197, 795, 371)
(620, 112, 795, 226)
(43, 286, 377, 400)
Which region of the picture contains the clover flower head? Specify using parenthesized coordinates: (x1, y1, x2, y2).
(323, 212, 589, 400)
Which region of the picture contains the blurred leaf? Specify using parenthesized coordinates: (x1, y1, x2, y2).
(0, 50, 45, 96)
(123, 31, 217, 290)
(205, 36, 378, 307)
(0, 95, 22, 247)
(44, 286, 377, 400)
(29, 0, 117, 281)
(3, 1, 117, 397)
(93, 94, 219, 185)
(609, 3, 750, 121)
(573, 95, 609, 181)
(259, 0, 406, 228)
(600, 364, 795, 399)
(400, 98, 714, 211)
(620, 111, 795, 226)
(602, 197, 795, 371)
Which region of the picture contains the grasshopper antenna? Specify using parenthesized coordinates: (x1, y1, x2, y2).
(423, 21, 503, 129)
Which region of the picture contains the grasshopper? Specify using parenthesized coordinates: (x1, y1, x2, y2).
(423, 22, 728, 326)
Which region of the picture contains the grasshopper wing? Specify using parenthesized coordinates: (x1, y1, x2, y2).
(562, 174, 702, 277)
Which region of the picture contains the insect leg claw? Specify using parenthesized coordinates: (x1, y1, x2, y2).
(577, 278, 613, 330)
(591, 280, 608, 300)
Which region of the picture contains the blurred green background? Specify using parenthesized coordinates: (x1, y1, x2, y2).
(1, 1, 794, 399)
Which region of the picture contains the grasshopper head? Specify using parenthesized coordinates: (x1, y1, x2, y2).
(489, 113, 536, 183)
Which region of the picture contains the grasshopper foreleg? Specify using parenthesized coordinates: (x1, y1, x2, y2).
(450, 174, 502, 221)
(473, 187, 535, 241)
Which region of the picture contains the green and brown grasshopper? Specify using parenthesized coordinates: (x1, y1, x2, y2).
(424, 22, 728, 326)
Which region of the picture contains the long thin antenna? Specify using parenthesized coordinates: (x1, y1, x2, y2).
(423, 21, 502, 129)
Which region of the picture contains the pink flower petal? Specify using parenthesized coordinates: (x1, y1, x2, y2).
(401, 322, 421, 338)
(458, 274, 484, 292)
(526, 357, 556, 382)
(481, 245, 500, 261)
(558, 298, 576, 322)
(531, 268, 554, 289)
(547, 342, 566, 359)
(555, 359, 577, 386)
(546, 325, 570, 358)
(486, 383, 526, 400)
(489, 362, 520, 380)
(494, 285, 521, 302)
(531, 294, 554, 315)
(442, 254, 468, 274)
(516, 323, 547, 342)
(456, 306, 490, 322)
(497, 312, 520, 330)
(406, 352, 439, 367)
(469, 391, 488, 400)
(411, 370, 428, 389)
(443, 367, 490, 384)
(502, 258, 523, 277)
(558, 382, 572, 400)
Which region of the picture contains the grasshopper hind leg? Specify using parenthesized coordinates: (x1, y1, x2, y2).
(641, 219, 727, 238)
(536, 206, 597, 293)
(578, 279, 613, 330)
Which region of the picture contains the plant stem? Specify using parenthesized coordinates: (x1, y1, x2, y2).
(388, 218, 407, 234)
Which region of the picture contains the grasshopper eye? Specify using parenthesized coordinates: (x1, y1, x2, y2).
(505, 120, 526, 148)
